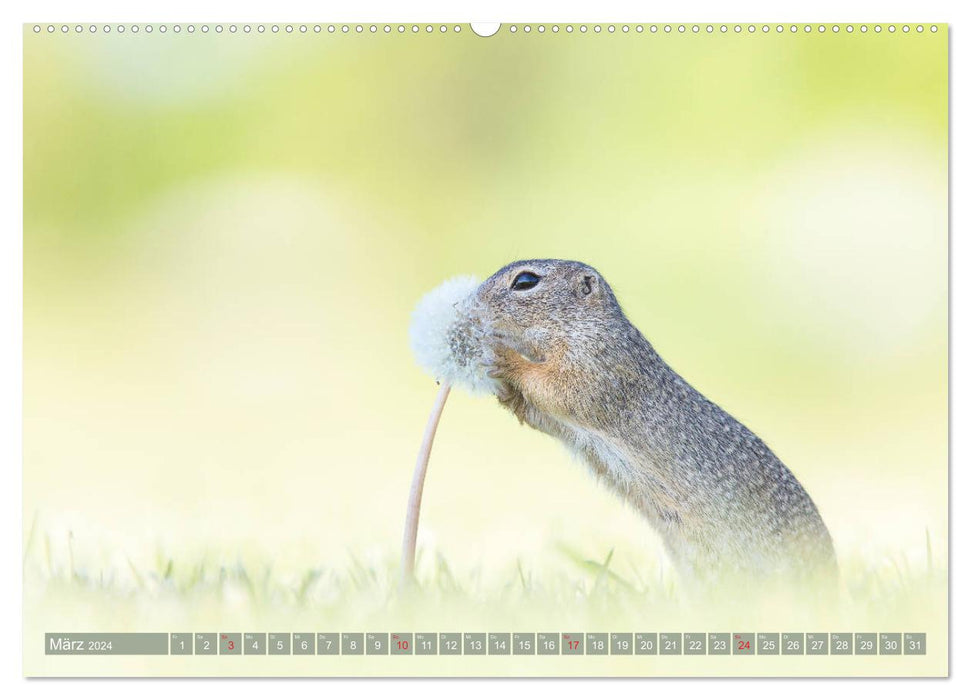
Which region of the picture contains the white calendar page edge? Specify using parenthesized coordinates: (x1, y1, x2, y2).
(2, 0, 963, 696)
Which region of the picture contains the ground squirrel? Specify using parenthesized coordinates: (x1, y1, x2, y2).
(469, 259, 837, 588)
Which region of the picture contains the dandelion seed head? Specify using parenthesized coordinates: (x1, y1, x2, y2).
(409, 276, 497, 393)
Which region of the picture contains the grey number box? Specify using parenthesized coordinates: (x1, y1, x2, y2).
(880, 633, 902, 655)
(758, 633, 779, 655)
(464, 633, 486, 655)
(293, 633, 314, 655)
(855, 633, 877, 655)
(341, 633, 364, 655)
(415, 633, 437, 655)
(660, 632, 682, 655)
(611, 633, 633, 655)
(514, 633, 535, 655)
(586, 633, 608, 655)
(806, 633, 828, 655)
(317, 633, 338, 655)
(219, 633, 241, 655)
(905, 633, 927, 655)
(367, 633, 389, 655)
(195, 633, 217, 656)
(269, 633, 290, 655)
(708, 633, 731, 655)
(537, 633, 559, 655)
(684, 633, 706, 655)
(244, 633, 266, 655)
(391, 633, 413, 655)
(733, 633, 755, 655)
(170, 633, 193, 655)
(562, 633, 584, 655)
(440, 633, 462, 655)
(782, 633, 804, 655)
(831, 633, 853, 655)
(636, 633, 658, 655)
(489, 633, 511, 655)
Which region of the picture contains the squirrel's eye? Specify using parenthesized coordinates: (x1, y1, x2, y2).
(511, 271, 541, 291)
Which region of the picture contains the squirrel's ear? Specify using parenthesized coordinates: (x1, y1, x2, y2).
(579, 273, 598, 297)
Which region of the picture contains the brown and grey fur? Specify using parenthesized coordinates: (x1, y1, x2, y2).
(467, 259, 837, 588)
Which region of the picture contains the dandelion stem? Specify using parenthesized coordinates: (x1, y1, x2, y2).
(400, 382, 451, 589)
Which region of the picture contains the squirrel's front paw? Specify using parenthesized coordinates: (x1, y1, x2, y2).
(482, 345, 532, 423)
(484, 343, 530, 381)
(495, 380, 530, 424)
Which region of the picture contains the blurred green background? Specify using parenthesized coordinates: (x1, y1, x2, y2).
(24, 25, 947, 598)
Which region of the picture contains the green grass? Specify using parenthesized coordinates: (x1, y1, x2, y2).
(24, 524, 946, 635)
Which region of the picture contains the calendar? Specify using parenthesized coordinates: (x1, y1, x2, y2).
(45, 631, 927, 656)
(21, 20, 949, 678)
